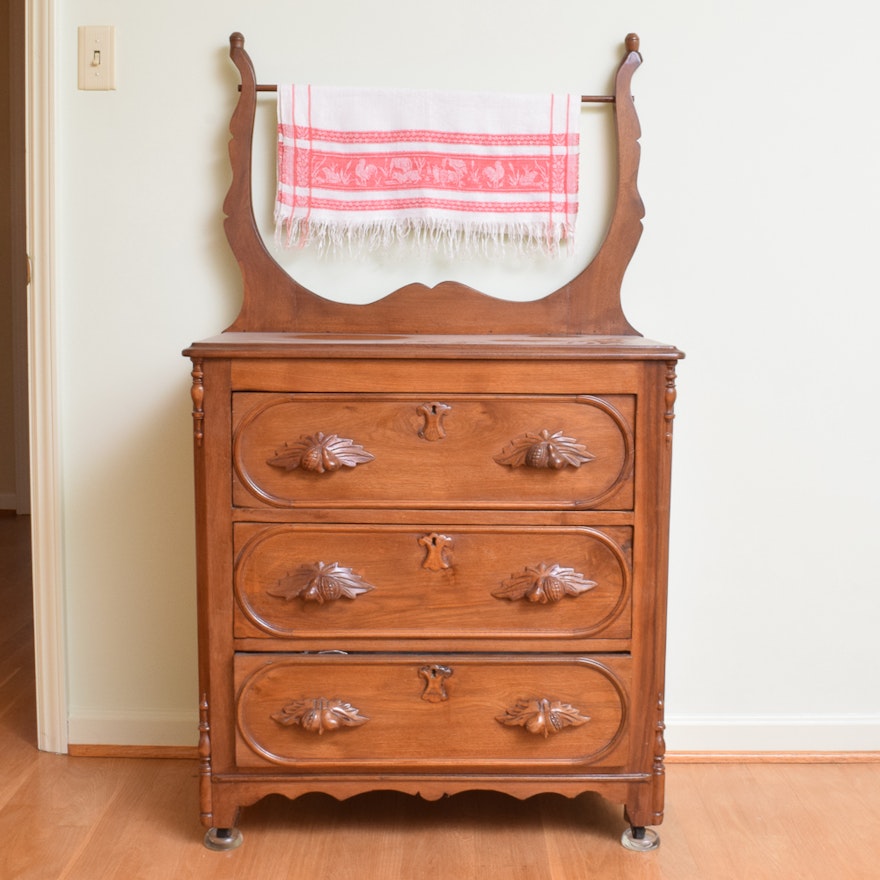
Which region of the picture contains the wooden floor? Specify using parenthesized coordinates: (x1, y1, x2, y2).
(2, 513, 879, 879)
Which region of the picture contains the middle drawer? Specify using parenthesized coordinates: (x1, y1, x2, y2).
(233, 522, 632, 647)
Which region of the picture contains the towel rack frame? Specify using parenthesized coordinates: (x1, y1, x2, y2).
(222, 31, 645, 336)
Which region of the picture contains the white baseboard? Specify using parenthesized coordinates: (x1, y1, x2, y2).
(67, 709, 198, 748)
(667, 714, 880, 752)
(66, 710, 880, 752)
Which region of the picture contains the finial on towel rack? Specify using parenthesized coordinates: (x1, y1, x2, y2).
(625, 33, 640, 54)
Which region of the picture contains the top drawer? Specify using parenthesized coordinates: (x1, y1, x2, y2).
(232, 393, 634, 510)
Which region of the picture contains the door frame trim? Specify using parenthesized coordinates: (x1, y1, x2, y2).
(27, 0, 66, 754)
(9, 0, 30, 517)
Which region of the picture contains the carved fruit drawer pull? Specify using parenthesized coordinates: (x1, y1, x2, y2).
(267, 432, 375, 474)
(497, 698, 591, 738)
(494, 429, 594, 470)
(492, 562, 597, 604)
(272, 698, 369, 735)
(268, 561, 376, 604)
(417, 402, 451, 441)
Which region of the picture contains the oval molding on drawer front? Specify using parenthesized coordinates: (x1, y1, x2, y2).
(552, 395, 635, 507)
(235, 654, 630, 770)
(231, 393, 634, 510)
(497, 395, 634, 510)
(233, 394, 376, 507)
(232, 524, 632, 643)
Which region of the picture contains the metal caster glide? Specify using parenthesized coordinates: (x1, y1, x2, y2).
(621, 826, 660, 851)
(204, 827, 243, 851)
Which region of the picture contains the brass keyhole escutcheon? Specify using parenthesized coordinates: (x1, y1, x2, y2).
(419, 665, 453, 702)
(417, 402, 451, 441)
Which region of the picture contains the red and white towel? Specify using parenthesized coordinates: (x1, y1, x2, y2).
(275, 84, 580, 255)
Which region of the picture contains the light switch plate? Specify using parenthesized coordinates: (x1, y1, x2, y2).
(78, 26, 116, 90)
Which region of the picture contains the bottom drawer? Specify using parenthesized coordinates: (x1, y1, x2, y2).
(234, 653, 630, 772)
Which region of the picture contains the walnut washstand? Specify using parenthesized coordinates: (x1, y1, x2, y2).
(184, 31, 683, 853)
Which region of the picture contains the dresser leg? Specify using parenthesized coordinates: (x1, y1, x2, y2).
(204, 826, 244, 852)
(622, 795, 661, 851)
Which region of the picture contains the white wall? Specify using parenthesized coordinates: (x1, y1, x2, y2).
(54, 1, 880, 749)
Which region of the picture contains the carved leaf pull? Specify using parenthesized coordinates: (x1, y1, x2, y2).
(417, 402, 451, 441)
(492, 562, 597, 604)
(418, 533, 454, 571)
(496, 698, 591, 738)
(268, 561, 376, 604)
(494, 429, 594, 470)
(419, 665, 453, 702)
(267, 432, 375, 474)
(272, 698, 369, 735)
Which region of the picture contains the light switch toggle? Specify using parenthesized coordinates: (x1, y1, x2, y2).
(78, 26, 116, 90)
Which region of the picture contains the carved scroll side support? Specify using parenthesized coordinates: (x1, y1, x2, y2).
(557, 33, 644, 335)
(190, 359, 204, 447)
(223, 34, 255, 231)
(224, 33, 318, 333)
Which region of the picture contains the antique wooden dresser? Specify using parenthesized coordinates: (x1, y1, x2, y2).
(184, 32, 682, 852)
